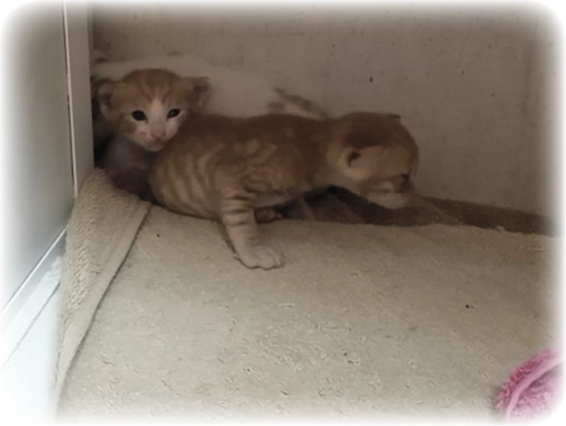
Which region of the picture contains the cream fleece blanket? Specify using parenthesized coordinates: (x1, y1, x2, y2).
(56, 170, 558, 422)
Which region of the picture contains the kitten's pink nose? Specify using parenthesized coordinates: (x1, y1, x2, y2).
(149, 131, 165, 141)
(149, 126, 166, 141)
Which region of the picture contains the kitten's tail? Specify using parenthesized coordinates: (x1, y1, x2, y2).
(90, 50, 111, 77)
(90, 50, 112, 97)
(273, 88, 330, 120)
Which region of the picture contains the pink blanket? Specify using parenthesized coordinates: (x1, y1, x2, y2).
(496, 344, 566, 426)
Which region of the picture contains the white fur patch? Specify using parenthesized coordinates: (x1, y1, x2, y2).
(147, 100, 167, 138)
(131, 100, 186, 150)
(92, 53, 291, 118)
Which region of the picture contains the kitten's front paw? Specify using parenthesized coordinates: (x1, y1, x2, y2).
(236, 245, 283, 270)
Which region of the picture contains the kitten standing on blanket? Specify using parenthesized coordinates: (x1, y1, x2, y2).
(92, 53, 328, 201)
(148, 112, 419, 270)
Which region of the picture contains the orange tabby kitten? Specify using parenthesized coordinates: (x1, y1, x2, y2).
(95, 69, 210, 198)
(148, 112, 419, 270)
(93, 69, 322, 221)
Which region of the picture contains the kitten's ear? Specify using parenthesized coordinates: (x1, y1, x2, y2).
(341, 147, 364, 169)
(184, 76, 211, 109)
(91, 78, 108, 98)
(95, 80, 118, 108)
(189, 76, 211, 95)
(338, 145, 384, 180)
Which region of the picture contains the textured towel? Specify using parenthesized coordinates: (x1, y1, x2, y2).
(56, 174, 557, 421)
(497, 344, 566, 426)
(53, 170, 151, 400)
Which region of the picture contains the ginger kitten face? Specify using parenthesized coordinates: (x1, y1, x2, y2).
(334, 112, 419, 209)
(96, 69, 210, 152)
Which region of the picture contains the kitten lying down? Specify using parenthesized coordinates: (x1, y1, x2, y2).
(91, 52, 329, 122)
(94, 69, 210, 199)
(149, 112, 419, 270)
(92, 52, 328, 158)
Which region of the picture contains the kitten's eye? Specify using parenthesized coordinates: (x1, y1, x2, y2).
(132, 110, 146, 121)
(167, 109, 181, 119)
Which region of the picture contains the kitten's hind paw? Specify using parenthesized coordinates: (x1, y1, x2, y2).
(254, 207, 283, 223)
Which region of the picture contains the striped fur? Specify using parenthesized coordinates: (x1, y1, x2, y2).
(149, 112, 419, 270)
(92, 66, 327, 209)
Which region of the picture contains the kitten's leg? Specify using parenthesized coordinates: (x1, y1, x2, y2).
(220, 190, 283, 270)
(104, 136, 153, 198)
(284, 196, 316, 221)
(254, 207, 283, 223)
(292, 196, 316, 221)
